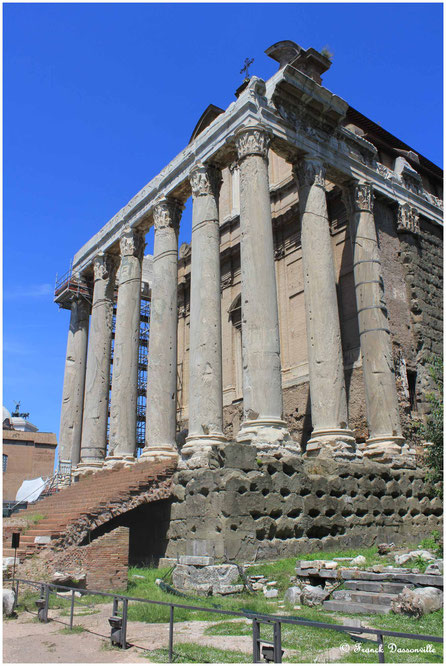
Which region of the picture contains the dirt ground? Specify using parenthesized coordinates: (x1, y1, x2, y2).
(3, 600, 256, 664)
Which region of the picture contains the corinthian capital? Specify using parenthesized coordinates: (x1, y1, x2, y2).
(397, 203, 420, 234)
(353, 182, 374, 212)
(294, 156, 326, 190)
(119, 226, 145, 259)
(189, 164, 222, 199)
(153, 197, 183, 232)
(235, 125, 270, 161)
(93, 252, 118, 281)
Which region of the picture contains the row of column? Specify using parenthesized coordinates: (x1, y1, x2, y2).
(58, 124, 405, 471)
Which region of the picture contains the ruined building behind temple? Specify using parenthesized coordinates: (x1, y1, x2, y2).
(50, 41, 442, 564)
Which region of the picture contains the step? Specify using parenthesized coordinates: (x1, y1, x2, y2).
(340, 570, 443, 587)
(344, 580, 407, 594)
(332, 590, 397, 605)
(323, 600, 392, 615)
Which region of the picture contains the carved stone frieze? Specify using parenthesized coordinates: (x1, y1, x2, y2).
(353, 182, 374, 212)
(220, 274, 232, 290)
(119, 226, 145, 259)
(235, 125, 270, 161)
(189, 164, 222, 199)
(153, 198, 183, 232)
(274, 245, 285, 260)
(397, 203, 420, 235)
(178, 303, 190, 318)
(294, 156, 326, 190)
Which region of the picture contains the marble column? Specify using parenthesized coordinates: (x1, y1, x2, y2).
(346, 182, 405, 462)
(58, 295, 90, 468)
(77, 252, 117, 471)
(106, 226, 145, 465)
(294, 156, 356, 460)
(234, 124, 293, 453)
(180, 164, 226, 468)
(140, 198, 183, 462)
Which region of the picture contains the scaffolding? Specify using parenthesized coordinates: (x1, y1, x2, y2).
(106, 294, 150, 457)
(54, 263, 91, 310)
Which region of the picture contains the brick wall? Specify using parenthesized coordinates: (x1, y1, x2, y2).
(51, 526, 129, 592)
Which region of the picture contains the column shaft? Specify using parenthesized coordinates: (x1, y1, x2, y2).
(58, 297, 89, 467)
(107, 227, 144, 463)
(140, 198, 183, 461)
(181, 165, 226, 468)
(78, 253, 117, 469)
(295, 157, 356, 459)
(235, 125, 293, 453)
(347, 182, 404, 462)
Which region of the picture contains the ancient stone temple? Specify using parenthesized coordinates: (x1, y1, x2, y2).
(53, 40, 443, 563)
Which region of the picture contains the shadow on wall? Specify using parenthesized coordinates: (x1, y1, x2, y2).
(79, 498, 172, 567)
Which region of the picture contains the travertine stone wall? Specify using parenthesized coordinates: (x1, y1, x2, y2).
(165, 443, 442, 563)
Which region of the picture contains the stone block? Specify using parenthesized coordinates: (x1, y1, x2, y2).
(3, 590, 15, 616)
(34, 536, 51, 544)
(219, 443, 258, 471)
(392, 586, 443, 616)
(179, 556, 214, 566)
(264, 588, 278, 598)
(323, 599, 392, 614)
(284, 586, 302, 605)
(158, 558, 177, 568)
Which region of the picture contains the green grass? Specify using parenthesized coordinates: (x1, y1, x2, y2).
(127, 566, 275, 624)
(25, 513, 46, 525)
(144, 642, 251, 663)
(59, 625, 86, 634)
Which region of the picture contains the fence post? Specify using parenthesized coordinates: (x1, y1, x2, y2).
(112, 596, 119, 617)
(169, 605, 174, 661)
(121, 598, 128, 650)
(43, 584, 50, 623)
(70, 589, 75, 630)
(274, 621, 282, 663)
(377, 633, 385, 663)
(14, 580, 19, 609)
(252, 618, 261, 663)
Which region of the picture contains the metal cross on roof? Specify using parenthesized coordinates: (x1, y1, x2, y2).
(240, 57, 254, 80)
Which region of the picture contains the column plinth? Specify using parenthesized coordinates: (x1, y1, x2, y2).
(78, 252, 117, 471)
(58, 296, 90, 468)
(345, 182, 409, 465)
(295, 157, 358, 462)
(179, 164, 226, 470)
(139, 198, 183, 464)
(105, 227, 144, 467)
(234, 124, 295, 456)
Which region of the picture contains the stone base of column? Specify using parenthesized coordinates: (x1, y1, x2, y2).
(179, 435, 226, 470)
(236, 419, 299, 457)
(103, 455, 136, 469)
(139, 444, 179, 463)
(73, 461, 104, 478)
(362, 436, 415, 468)
(304, 428, 360, 462)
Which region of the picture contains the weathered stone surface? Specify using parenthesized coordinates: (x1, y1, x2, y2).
(425, 561, 443, 576)
(172, 563, 239, 595)
(324, 599, 392, 615)
(264, 588, 279, 598)
(295, 157, 356, 460)
(181, 165, 226, 468)
(392, 586, 443, 617)
(59, 298, 89, 466)
(350, 555, 366, 566)
(108, 227, 144, 461)
(178, 556, 214, 567)
(284, 586, 302, 605)
(52, 571, 87, 588)
(3, 590, 15, 616)
(34, 536, 51, 545)
(142, 200, 182, 461)
(301, 584, 329, 607)
(235, 125, 293, 453)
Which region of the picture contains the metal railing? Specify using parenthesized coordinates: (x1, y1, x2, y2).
(11, 578, 443, 663)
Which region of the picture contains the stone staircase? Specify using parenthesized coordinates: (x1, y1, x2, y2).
(323, 580, 407, 614)
(3, 460, 175, 563)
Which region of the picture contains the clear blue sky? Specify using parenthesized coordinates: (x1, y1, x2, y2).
(4, 2, 443, 438)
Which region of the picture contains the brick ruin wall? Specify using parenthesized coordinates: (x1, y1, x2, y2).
(165, 443, 442, 563)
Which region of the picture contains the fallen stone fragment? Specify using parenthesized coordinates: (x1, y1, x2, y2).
(425, 561, 443, 576)
(350, 555, 366, 566)
(284, 586, 302, 605)
(378, 543, 395, 555)
(301, 584, 329, 607)
(3, 589, 15, 616)
(392, 586, 443, 617)
(264, 588, 278, 598)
